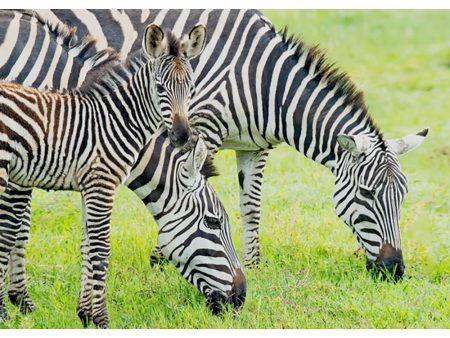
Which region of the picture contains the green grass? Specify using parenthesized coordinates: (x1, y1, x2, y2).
(1, 10, 449, 328)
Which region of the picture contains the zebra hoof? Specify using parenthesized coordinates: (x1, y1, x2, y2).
(0, 307, 9, 322)
(77, 308, 92, 328)
(8, 292, 37, 314)
(92, 312, 109, 329)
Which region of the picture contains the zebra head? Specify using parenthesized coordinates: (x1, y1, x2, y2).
(143, 23, 207, 147)
(334, 128, 429, 280)
(149, 133, 245, 314)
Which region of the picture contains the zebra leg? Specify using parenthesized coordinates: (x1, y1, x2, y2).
(0, 183, 22, 321)
(76, 207, 93, 328)
(235, 149, 269, 267)
(7, 184, 36, 314)
(77, 183, 115, 329)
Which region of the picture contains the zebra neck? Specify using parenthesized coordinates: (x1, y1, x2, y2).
(88, 63, 158, 148)
(272, 51, 379, 172)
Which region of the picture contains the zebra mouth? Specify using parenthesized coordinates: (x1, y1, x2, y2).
(365, 243, 405, 281)
(206, 288, 246, 315)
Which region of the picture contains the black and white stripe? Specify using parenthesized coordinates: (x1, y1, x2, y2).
(0, 21, 204, 327)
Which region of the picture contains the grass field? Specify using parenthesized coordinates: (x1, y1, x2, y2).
(1, 10, 449, 329)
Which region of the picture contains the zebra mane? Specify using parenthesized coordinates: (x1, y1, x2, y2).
(200, 156, 219, 180)
(18, 10, 120, 78)
(78, 50, 150, 96)
(278, 26, 383, 139)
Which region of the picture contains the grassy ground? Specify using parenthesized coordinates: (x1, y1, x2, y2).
(1, 10, 449, 328)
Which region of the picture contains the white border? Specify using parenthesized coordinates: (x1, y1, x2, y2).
(1, 329, 449, 337)
(1, 0, 450, 9)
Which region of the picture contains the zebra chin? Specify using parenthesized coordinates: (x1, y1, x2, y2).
(366, 243, 405, 281)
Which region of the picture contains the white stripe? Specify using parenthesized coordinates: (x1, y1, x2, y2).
(72, 9, 108, 50)
(110, 9, 138, 61)
(8, 15, 38, 81)
(0, 12, 21, 69)
(23, 25, 51, 88)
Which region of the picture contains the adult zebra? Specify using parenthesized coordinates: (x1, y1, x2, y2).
(0, 21, 234, 327)
(10, 10, 428, 278)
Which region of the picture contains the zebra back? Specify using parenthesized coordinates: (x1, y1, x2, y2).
(0, 10, 119, 91)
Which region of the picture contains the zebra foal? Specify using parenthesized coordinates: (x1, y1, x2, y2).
(0, 22, 206, 327)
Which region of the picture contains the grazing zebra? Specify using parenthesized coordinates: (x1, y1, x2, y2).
(0, 22, 207, 327)
(11, 10, 428, 278)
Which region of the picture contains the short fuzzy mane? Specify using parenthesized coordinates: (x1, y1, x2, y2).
(165, 29, 182, 57)
(17, 10, 120, 78)
(277, 25, 383, 139)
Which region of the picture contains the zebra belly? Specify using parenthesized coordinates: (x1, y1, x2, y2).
(8, 143, 81, 191)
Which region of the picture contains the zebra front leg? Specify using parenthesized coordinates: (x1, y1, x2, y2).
(7, 184, 36, 314)
(235, 149, 269, 267)
(78, 183, 115, 329)
(76, 211, 94, 328)
(0, 183, 21, 321)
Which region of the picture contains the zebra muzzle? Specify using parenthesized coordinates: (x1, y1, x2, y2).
(366, 243, 404, 281)
(169, 114, 192, 147)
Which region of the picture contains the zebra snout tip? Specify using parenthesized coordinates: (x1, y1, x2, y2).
(206, 271, 246, 315)
(170, 114, 192, 147)
(367, 243, 404, 281)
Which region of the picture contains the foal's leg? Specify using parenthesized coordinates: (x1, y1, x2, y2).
(76, 202, 94, 327)
(7, 184, 36, 313)
(0, 165, 19, 322)
(77, 178, 116, 329)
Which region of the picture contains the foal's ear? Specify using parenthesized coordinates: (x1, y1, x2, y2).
(387, 128, 429, 156)
(143, 23, 167, 59)
(337, 134, 372, 157)
(181, 24, 207, 59)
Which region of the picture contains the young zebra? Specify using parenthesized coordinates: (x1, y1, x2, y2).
(0, 22, 206, 327)
(30, 10, 429, 278)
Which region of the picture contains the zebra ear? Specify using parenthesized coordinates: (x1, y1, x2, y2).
(337, 134, 372, 156)
(387, 128, 429, 156)
(184, 136, 208, 182)
(181, 24, 206, 59)
(143, 23, 167, 59)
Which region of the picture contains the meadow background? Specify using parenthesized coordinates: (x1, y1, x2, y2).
(1, 10, 449, 328)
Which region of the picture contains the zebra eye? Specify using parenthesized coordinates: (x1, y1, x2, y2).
(156, 83, 165, 92)
(360, 186, 376, 199)
(204, 215, 222, 230)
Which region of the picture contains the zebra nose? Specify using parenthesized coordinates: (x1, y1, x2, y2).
(205, 269, 246, 315)
(367, 243, 404, 281)
(170, 114, 192, 147)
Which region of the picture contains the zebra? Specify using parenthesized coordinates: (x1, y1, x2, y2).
(0, 12, 245, 324)
(0, 22, 208, 327)
(9, 10, 429, 278)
